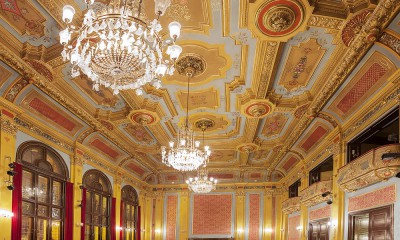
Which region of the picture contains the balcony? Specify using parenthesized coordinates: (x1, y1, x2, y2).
(299, 180, 332, 206)
(337, 144, 400, 192)
(282, 196, 301, 213)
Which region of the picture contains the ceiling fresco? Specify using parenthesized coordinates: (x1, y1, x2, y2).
(0, 0, 398, 185)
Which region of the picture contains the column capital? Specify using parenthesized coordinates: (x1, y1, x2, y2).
(72, 155, 85, 167)
(1, 114, 18, 137)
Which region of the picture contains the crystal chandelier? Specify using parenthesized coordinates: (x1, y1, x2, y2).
(59, 0, 183, 95)
(186, 165, 217, 193)
(161, 66, 211, 171)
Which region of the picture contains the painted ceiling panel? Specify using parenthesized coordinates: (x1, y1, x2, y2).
(0, 0, 397, 184)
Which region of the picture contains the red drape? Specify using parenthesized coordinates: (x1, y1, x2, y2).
(65, 182, 74, 240)
(111, 197, 116, 240)
(136, 206, 141, 240)
(11, 162, 22, 240)
(80, 188, 86, 240)
(120, 200, 124, 240)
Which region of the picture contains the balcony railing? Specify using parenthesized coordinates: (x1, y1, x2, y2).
(299, 180, 332, 206)
(282, 196, 301, 213)
(337, 144, 400, 192)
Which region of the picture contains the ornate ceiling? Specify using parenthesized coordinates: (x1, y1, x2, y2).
(0, 0, 399, 186)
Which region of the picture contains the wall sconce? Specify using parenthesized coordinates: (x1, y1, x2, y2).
(264, 228, 273, 233)
(155, 229, 161, 234)
(116, 226, 123, 231)
(76, 222, 84, 227)
(296, 226, 303, 231)
(5, 160, 15, 191)
(0, 210, 14, 218)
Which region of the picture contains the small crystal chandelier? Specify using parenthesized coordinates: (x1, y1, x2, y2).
(161, 66, 211, 171)
(59, 0, 183, 95)
(186, 165, 217, 193)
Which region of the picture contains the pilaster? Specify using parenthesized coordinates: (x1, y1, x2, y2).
(0, 110, 17, 240)
(235, 188, 246, 240)
(143, 191, 153, 240)
(262, 192, 273, 240)
(114, 174, 122, 240)
(331, 142, 345, 240)
(70, 150, 85, 240)
(179, 190, 190, 240)
(154, 190, 164, 240)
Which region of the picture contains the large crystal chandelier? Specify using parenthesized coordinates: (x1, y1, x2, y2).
(161, 66, 211, 171)
(186, 165, 217, 193)
(59, 0, 183, 95)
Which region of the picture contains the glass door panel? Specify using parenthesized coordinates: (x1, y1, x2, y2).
(22, 171, 35, 200)
(37, 176, 49, 203)
(51, 221, 62, 240)
(94, 226, 99, 240)
(21, 216, 34, 240)
(36, 218, 48, 240)
(52, 181, 62, 206)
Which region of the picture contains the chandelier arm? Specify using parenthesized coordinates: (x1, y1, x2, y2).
(137, 0, 143, 18)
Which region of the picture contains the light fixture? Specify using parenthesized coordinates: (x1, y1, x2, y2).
(60, 0, 182, 95)
(186, 164, 217, 194)
(0, 210, 14, 218)
(161, 62, 210, 171)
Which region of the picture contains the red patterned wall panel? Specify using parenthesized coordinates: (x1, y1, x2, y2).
(337, 63, 386, 114)
(166, 195, 178, 240)
(192, 194, 232, 235)
(288, 215, 301, 240)
(248, 194, 261, 240)
(309, 205, 331, 221)
(300, 126, 328, 152)
(348, 185, 396, 212)
(90, 139, 120, 158)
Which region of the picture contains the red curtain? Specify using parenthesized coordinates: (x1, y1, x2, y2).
(120, 200, 124, 240)
(111, 197, 116, 240)
(65, 182, 74, 240)
(80, 188, 86, 240)
(136, 206, 141, 240)
(11, 162, 22, 240)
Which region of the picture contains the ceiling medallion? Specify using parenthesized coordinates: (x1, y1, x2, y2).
(237, 143, 259, 153)
(195, 118, 215, 131)
(129, 110, 159, 126)
(59, 0, 183, 95)
(161, 64, 211, 171)
(176, 54, 206, 77)
(241, 100, 275, 118)
(256, 0, 303, 37)
(265, 7, 295, 32)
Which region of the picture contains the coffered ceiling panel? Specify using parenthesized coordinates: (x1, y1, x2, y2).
(0, 0, 398, 185)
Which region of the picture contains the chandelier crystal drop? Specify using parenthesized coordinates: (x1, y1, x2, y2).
(59, 0, 183, 95)
(161, 125, 211, 171)
(186, 165, 217, 193)
(161, 66, 211, 171)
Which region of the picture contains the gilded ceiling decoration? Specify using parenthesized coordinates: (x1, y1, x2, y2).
(0, 0, 398, 185)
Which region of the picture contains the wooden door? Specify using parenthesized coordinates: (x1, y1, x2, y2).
(308, 218, 330, 240)
(349, 205, 393, 240)
(369, 206, 392, 240)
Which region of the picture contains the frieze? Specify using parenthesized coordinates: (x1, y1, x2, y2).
(0, 116, 18, 136)
(257, 41, 279, 99)
(343, 89, 399, 139)
(307, 16, 344, 30)
(378, 32, 400, 56)
(15, 117, 74, 152)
